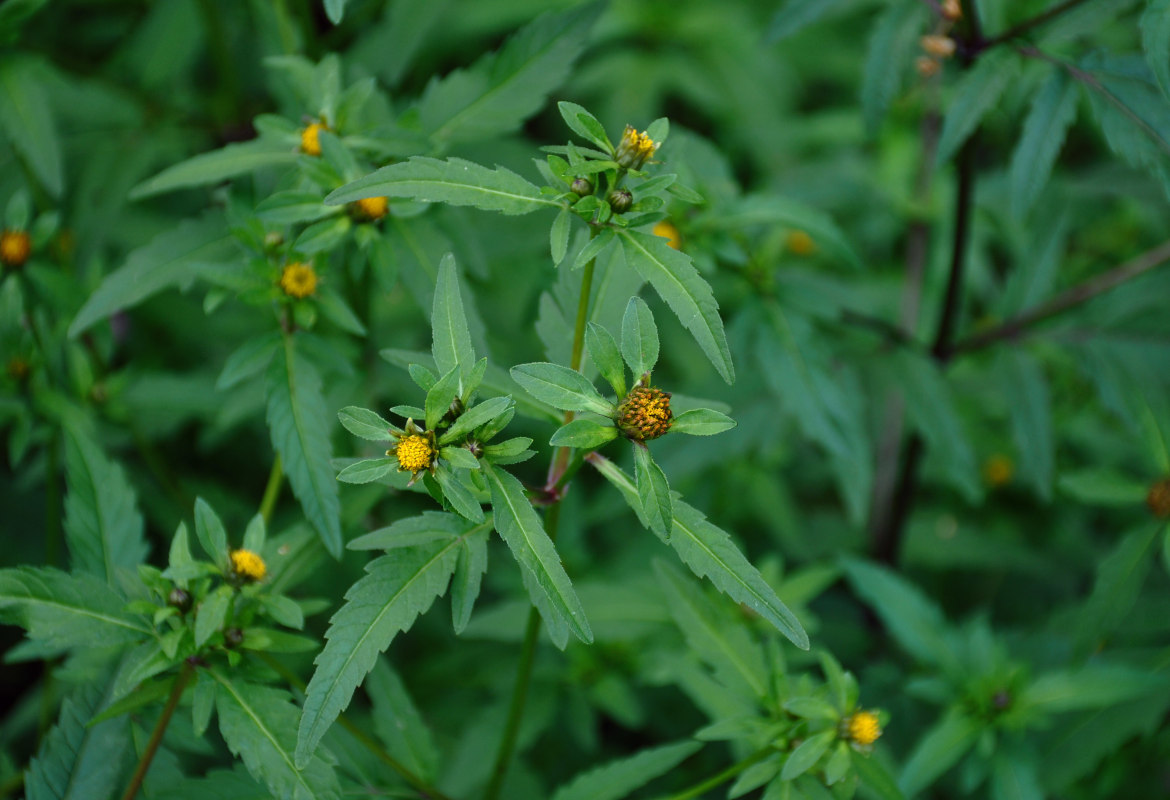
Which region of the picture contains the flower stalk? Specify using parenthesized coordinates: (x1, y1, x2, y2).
(119, 662, 195, 800)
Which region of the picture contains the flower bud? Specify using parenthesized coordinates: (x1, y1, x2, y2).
(168, 587, 192, 613)
(617, 386, 673, 441)
(916, 56, 941, 78)
(224, 628, 245, 649)
(921, 35, 956, 58)
(607, 189, 633, 214)
(300, 122, 326, 156)
(942, 0, 962, 20)
(570, 177, 594, 197)
(0, 230, 31, 268)
(614, 125, 660, 170)
(351, 196, 389, 222)
(1147, 478, 1170, 518)
(843, 710, 882, 746)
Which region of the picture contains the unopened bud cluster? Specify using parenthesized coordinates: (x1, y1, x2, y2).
(917, 1, 962, 77)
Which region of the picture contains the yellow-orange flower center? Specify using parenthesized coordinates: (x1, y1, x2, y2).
(300, 122, 326, 156)
(615, 125, 660, 170)
(846, 711, 882, 745)
(395, 434, 435, 474)
(230, 549, 267, 582)
(618, 386, 673, 441)
(354, 196, 389, 221)
(786, 229, 816, 255)
(983, 454, 1013, 488)
(279, 262, 318, 298)
(652, 220, 682, 250)
(1, 230, 31, 267)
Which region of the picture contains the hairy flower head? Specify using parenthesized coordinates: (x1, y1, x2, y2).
(279, 262, 318, 298)
(615, 125, 660, 170)
(389, 422, 437, 483)
(653, 220, 682, 250)
(617, 386, 673, 441)
(300, 122, 326, 156)
(844, 710, 882, 746)
(1, 230, 31, 267)
(230, 549, 267, 582)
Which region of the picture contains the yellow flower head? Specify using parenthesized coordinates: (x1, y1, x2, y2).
(300, 122, 326, 156)
(393, 433, 436, 476)
(353, 196, 389, 222)
(1147, 478, 1170, 518)
(279, 262, 318, 299)
(786, 229, 816, 256)
(230, 549, 267, 582)
(1, 230, 31, 267)
(617, 386, 673, 441)
(652, 220, 682, 250)
(983, 454, 1013, 488)
(845, 710, 882, 746)
(615, 125, 660, 170)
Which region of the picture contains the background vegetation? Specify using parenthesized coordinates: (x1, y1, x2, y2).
(2, 0, 1169, 798)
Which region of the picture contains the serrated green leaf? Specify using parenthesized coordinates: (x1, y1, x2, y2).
(440, 396, 514, 445)
(325, 157, 562, 214)
(617, 230, 734, 383)
(366, 660, 439, 782)
(434, 464, 486, 522)
(621, 296, 659, 378)
(452, 526, 489, 633)
(130, 140, 299, 199)
(782, 729, 836, 781)
(416, 4, 601, 145)
(1010, 69, 1079, 217)
(862, 2, 925, 135)
(1020, 664, 1162, 713)
(432, 254, 477, 386)
(551, 207, 571, 264)
(349, 511, 473, 551)
(192, 672, 216, 737)
(213, 671, 341, 800)
(785, 696, 839, 720)
(586, 322, 626, 397)
(440, 446, 480, 470)
(0, 567, 151, 655)
(549, 419, 619, 448)
(483, 463, 592, 646)
(852, 750, 905, 800)
(323, 0, 346, 24)
(1075, 522, 1164, 651)
(698, 194, 862, 270)
(991, 751, 1043, 800)
(1001, 350, 1053, 499)
(899, 708, 979, 797)
(62, 427, 147, 585)
(558, 101, 613, 151)
(194, 497, 229, 566)
(591, 456, 808, 649)
(337, 406, 396, 441)
(670, 408, 736, 436)
(255, 192, 337, 225)
(1144, 0, 1170, 99)
(267, 338, 342, 558)
(425, 365, 462, 431)
(336, 458, 397, 485)
(936, 49, 1018, 165)
(634, 445, 672, 538)
(69, 215, 236, 337)
(551, 740, 702, 800)
(0, 57, 62, 196)
(573, 226, 616, 270)
(195, 584, 234, 647)
(26, 676, 131, 800)
(296, 540, 463, 766)
(767, 0, 851, 42)
(655, 560, 768, 699)
(511, 362, 615, 416)
(294, 216, 352, 254)
(218, 333, 282, 391)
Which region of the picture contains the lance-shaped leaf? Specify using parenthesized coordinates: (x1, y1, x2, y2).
(366, 660, 440, 783)
(511, 362, 616, 416)
(1010, 68, 1079, 218)
(670, 408, 736, 436)
(416, 3, 602, 145)
(212, 671, 341, 800)
(621, 296, 659, 378)
(617, 230, 734, 384)
(634, 445, 672, 538)
(586, 322, 626, 397)
(550, 419, 619, 448)
(899, 708, 980, 797)
(1144, 0, 1170, 98)
(267, 339, 342, 558)
(130, 140, 300, 199)
(296, 540, 462, 767)
(432, 254, 477, 386)
(550, 740, 701, 800)
(26, 676, 132, 800)
(337, 406, 396, 442)
(324, 157, 562, 215)
(0, 567, 151, 656)
(451, 526, 489, 633)
(62, 427, 147, 584)
(483, 463, 592, 646)
(69, 214, 237, 337)
(935, 49, 1018, 166)
(194, 497, 229, 566)
(440, 396, 514, 445)
(0, 56, 62, 196)
(591, 456, 807, 649)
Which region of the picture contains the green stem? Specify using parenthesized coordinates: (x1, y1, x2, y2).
(650, 748, 772, 800)
(259, 455, 284, 524)
(119, 663, 194, 800)
(254, 653, 452, 800)
(978, 0, 1095, 51)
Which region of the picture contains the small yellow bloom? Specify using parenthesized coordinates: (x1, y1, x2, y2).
(300, 122, 326, 156)
(353, 196, 389, 221)
(0, 230, 31, 267)
(845, 710, 882, 746)
(786, 229, 816, 256)
(617, 386, 673, 441)
(394, 434, 435, 475)
(1147, 478, 1170, 518)
(614, 125, 660, 170)
(652, 220, 682, 250)
(230, 549, 267, 582)
(983, 454, 1013, 488)
(279, 262, 318, 299)
(921, 35, 956, 58)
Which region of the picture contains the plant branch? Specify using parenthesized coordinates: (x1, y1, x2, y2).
(119, 662, 194, 800)
(648, 748, 772, 800)
(259, 454, 284, 524)
(946, 238, 1170, 358)
(980, 0, 1096, 50)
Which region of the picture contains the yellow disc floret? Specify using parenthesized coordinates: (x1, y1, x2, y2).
(617, 386, 673, 441)
(845, 710, 882, 746)
(230, 549, 267, 582)
(279, 262, 318, 298)
(395, 434, 435, 475)
(615, 125, 660, 170)
(652, 220, 682, 250)
(1, 230, 31, 267)
(982, 454, 1014, 488)
(786, 229, 816, 255)
(300, 122, 326, 156)
(353, 196, 389, 221)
